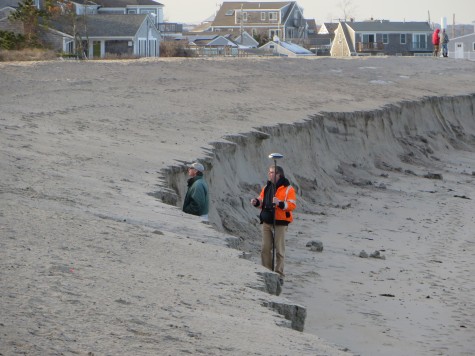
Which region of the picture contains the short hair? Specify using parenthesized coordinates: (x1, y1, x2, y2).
(270, 165, 285, 177)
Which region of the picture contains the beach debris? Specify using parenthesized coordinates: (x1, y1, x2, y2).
(369, 250, 386, 259)
(424, 172, 443, 180)
(379, 293, 395, 297)
(306, 240, 323, 252)
(359, 250, 386, 259)
(454, 194, 470, 200)
(359, 250, 369, 258)
(239, 251, 252, 260)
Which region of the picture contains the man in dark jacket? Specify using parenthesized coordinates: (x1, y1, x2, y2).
(441, 29, 449, 57)
(183, 162, 209, 221)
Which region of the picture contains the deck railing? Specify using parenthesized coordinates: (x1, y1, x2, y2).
(356, 42, 384, 51)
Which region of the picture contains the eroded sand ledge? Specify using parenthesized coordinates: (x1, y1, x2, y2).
(161, 94, 475, 246)
(159, 93, 475, 354)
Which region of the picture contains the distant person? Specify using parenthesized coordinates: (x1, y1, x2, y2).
(183, 162, 209, 221)
(441, 29, 449, 57)
(250, 165, 296, 285)
(432, 28, 440, 57)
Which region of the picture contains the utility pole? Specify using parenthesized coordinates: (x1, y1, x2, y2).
(452, 14, 455, 39)
(240, 3, 243, 44)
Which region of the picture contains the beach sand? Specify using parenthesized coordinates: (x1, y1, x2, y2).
(1, 56, 475, 355)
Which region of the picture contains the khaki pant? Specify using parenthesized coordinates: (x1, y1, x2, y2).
(261, 223, 287, 277)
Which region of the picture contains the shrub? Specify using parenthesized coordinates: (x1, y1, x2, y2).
(0, 30, 27, 50)
(159, 41, 196, 57)
(0, 48, 57, 61)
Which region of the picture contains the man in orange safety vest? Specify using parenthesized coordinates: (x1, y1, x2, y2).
(251, 165, 296, 285)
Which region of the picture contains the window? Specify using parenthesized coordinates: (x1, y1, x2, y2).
(261, 12, 266, 21)
(382, 34, 388, 44)
(225, 10, 234, 16)
(412, 33, 427, 49)
(400, 34, 406, 44)
(269, 29, 281, 39)
(269, 12, 278, 21)
(362, 34, 375, 43)
(473, 42, 475, 51)
(138, 39, 147, 56)
(64, 39, 74, 54)
(242, 12, 247, 21)
(149, 39, 157, 56)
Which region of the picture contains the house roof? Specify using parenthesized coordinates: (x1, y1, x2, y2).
(345, 21, 432, 32)
(339, 22, 354, 53)
(189, 21, 212, 32)
(306, 18, 316, 30)
(319, 22, 338, 34)
(0, 0, 20, 9)
(261, 40, 313, 55)
(213, 1, 295, 27)
(0, 4, 15, 20)
(50, 14, 149, 37)
(450, 32, 475, 41)
(279, 40, 312, 54)
(94, 0, 163, 7)
(309, 33, 332, 45)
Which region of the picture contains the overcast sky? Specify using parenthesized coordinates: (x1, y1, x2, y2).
(159, 0, 475, 25)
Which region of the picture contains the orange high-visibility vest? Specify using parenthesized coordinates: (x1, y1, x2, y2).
(258, 184, 296, 223)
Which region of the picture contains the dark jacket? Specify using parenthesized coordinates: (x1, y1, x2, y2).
(183, 175, 209, 216)
(441, 32, 449, 44)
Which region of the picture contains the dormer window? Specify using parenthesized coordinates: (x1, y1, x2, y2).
(236, 10, 247, 22)
(225, 10, 234, 16)
(269, 12, 278, 21)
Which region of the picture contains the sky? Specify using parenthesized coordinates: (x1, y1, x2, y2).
(159, 0, 475, 26)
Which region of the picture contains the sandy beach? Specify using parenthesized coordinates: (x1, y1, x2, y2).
(1, 56, 475, 355)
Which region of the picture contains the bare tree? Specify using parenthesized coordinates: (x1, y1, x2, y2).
(338, 0, 356, 22)
(9, 0, 48, 46)
(48, 0, 88, 58)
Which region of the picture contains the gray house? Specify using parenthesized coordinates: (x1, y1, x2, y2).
(331, 20, 433, 56)
(210, 1, 307, 41)
(44, 14, 160, 58)
(447, 31, 475, 60)
(94, 0, 164, 26)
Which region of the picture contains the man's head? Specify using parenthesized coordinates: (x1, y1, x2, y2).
(188, 162, 205, 177)
(268, 165, 284, 182)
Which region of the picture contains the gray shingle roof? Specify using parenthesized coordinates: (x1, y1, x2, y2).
(346, 21, 432, 32)
(94, 0, 163, 7)
(50, 14, 147, 37)
(0, 0, 21, 9)
(213, 1, 294, 27)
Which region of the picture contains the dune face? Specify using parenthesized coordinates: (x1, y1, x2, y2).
(161, 94, 475, 355)
(1, 57, 475, 355)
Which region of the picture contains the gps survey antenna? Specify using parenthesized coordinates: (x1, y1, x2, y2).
(268, 153, 283, 271)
